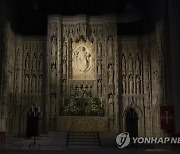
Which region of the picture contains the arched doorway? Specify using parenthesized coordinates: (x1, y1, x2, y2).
(125, 108, 138, 137)
(26, 109, 38, 138)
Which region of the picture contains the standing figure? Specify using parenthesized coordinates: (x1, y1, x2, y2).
(25, 53, 30, 68)
(39, 55, 43, 70)
(32, 53, 37, 69)
(75, 46, 91, 72)
(108, 64, 114, 83)
(136, 75, 141, 94)
(97, 61, 101, 75)
(31, 75, 36, 93)
(108, 38, 113, 56)
(122, 75, 126, 94)
(108, 94, 114, 117)
(97, 79, 102, 95)
(51, 35, 57, 56)
(122, 54, 126, 73)
(24, 75, 29, 93)
(135, 55, 141, 75)
(129, 75, 134, 94)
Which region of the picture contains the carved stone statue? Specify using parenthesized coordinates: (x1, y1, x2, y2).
(108, 38, 113, 56)
(74, 46, 91, 72)
(39, 55, 43, 70)
(122, 54, 126, 73)
(129, 75, 134, 94)
(24, 75, 29, 93)
(32, 53, 37, 69)
(153, 70, 157, 92)
(31, 75, 36, 93)
(51, 35, 57, 56)
(103, 87, 106, 95)
(135, 55, 141, 75)
(97, 79, 102, 95)
(97, 61, 101, 74)
(122, 75, 126, 94)
(25, 53, 30, 68)
(108, 94, 114, 118)
(108, 64, 114, 83)
(136, 75, 141, 94)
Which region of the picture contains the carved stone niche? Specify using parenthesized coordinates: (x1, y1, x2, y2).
(69, 80, 95, 98)
(71, 40, 95, 80)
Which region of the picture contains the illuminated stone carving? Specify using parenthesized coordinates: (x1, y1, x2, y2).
(73, 45, 91, 72)
(72, 40, 94, 80)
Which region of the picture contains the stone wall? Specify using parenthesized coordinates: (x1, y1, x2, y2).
(1, 16, 167, 137)
(119, 21, 166, 137)
(2, 23, 46, 137)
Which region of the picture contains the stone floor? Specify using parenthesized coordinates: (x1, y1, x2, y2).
(0, 132, 179, 153)
(0, 150, 180, 154)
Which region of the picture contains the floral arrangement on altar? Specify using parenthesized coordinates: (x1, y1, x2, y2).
(62, 91, 104, 116)
(63, 98, 79, 116)
(85, 98, 104, 116)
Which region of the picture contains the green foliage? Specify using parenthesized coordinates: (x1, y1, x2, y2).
(85, 98, 104, 116)
(62, 91, 104, 116)
(63, 98, 79, 116)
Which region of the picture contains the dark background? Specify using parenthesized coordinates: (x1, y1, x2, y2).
(2, 0, 165, 35)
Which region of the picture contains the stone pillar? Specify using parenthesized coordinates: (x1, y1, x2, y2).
(166, 0, 180, 134)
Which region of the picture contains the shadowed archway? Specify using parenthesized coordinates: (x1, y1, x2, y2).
(125, 108, 138, 137)
(26, 109, 38, 138)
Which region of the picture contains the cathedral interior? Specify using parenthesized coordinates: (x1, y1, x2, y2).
(0, 0, 180, 149)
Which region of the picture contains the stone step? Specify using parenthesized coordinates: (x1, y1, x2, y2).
(68, 132, 98, 135)
(68, 136, 99, 139)
(68, 142, 100, 145)
(67, 145, 101, 149)
(68, 138, 100, 142)
(67, 131, 101, 149)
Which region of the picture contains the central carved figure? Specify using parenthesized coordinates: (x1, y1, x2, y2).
(73, 45, 91, 72)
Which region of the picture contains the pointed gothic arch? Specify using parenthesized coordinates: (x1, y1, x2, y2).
(125, 108, 138, 137)
(121, 105, 144, 137)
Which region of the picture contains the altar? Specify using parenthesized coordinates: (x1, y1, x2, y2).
(56, 116, 108, 132)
